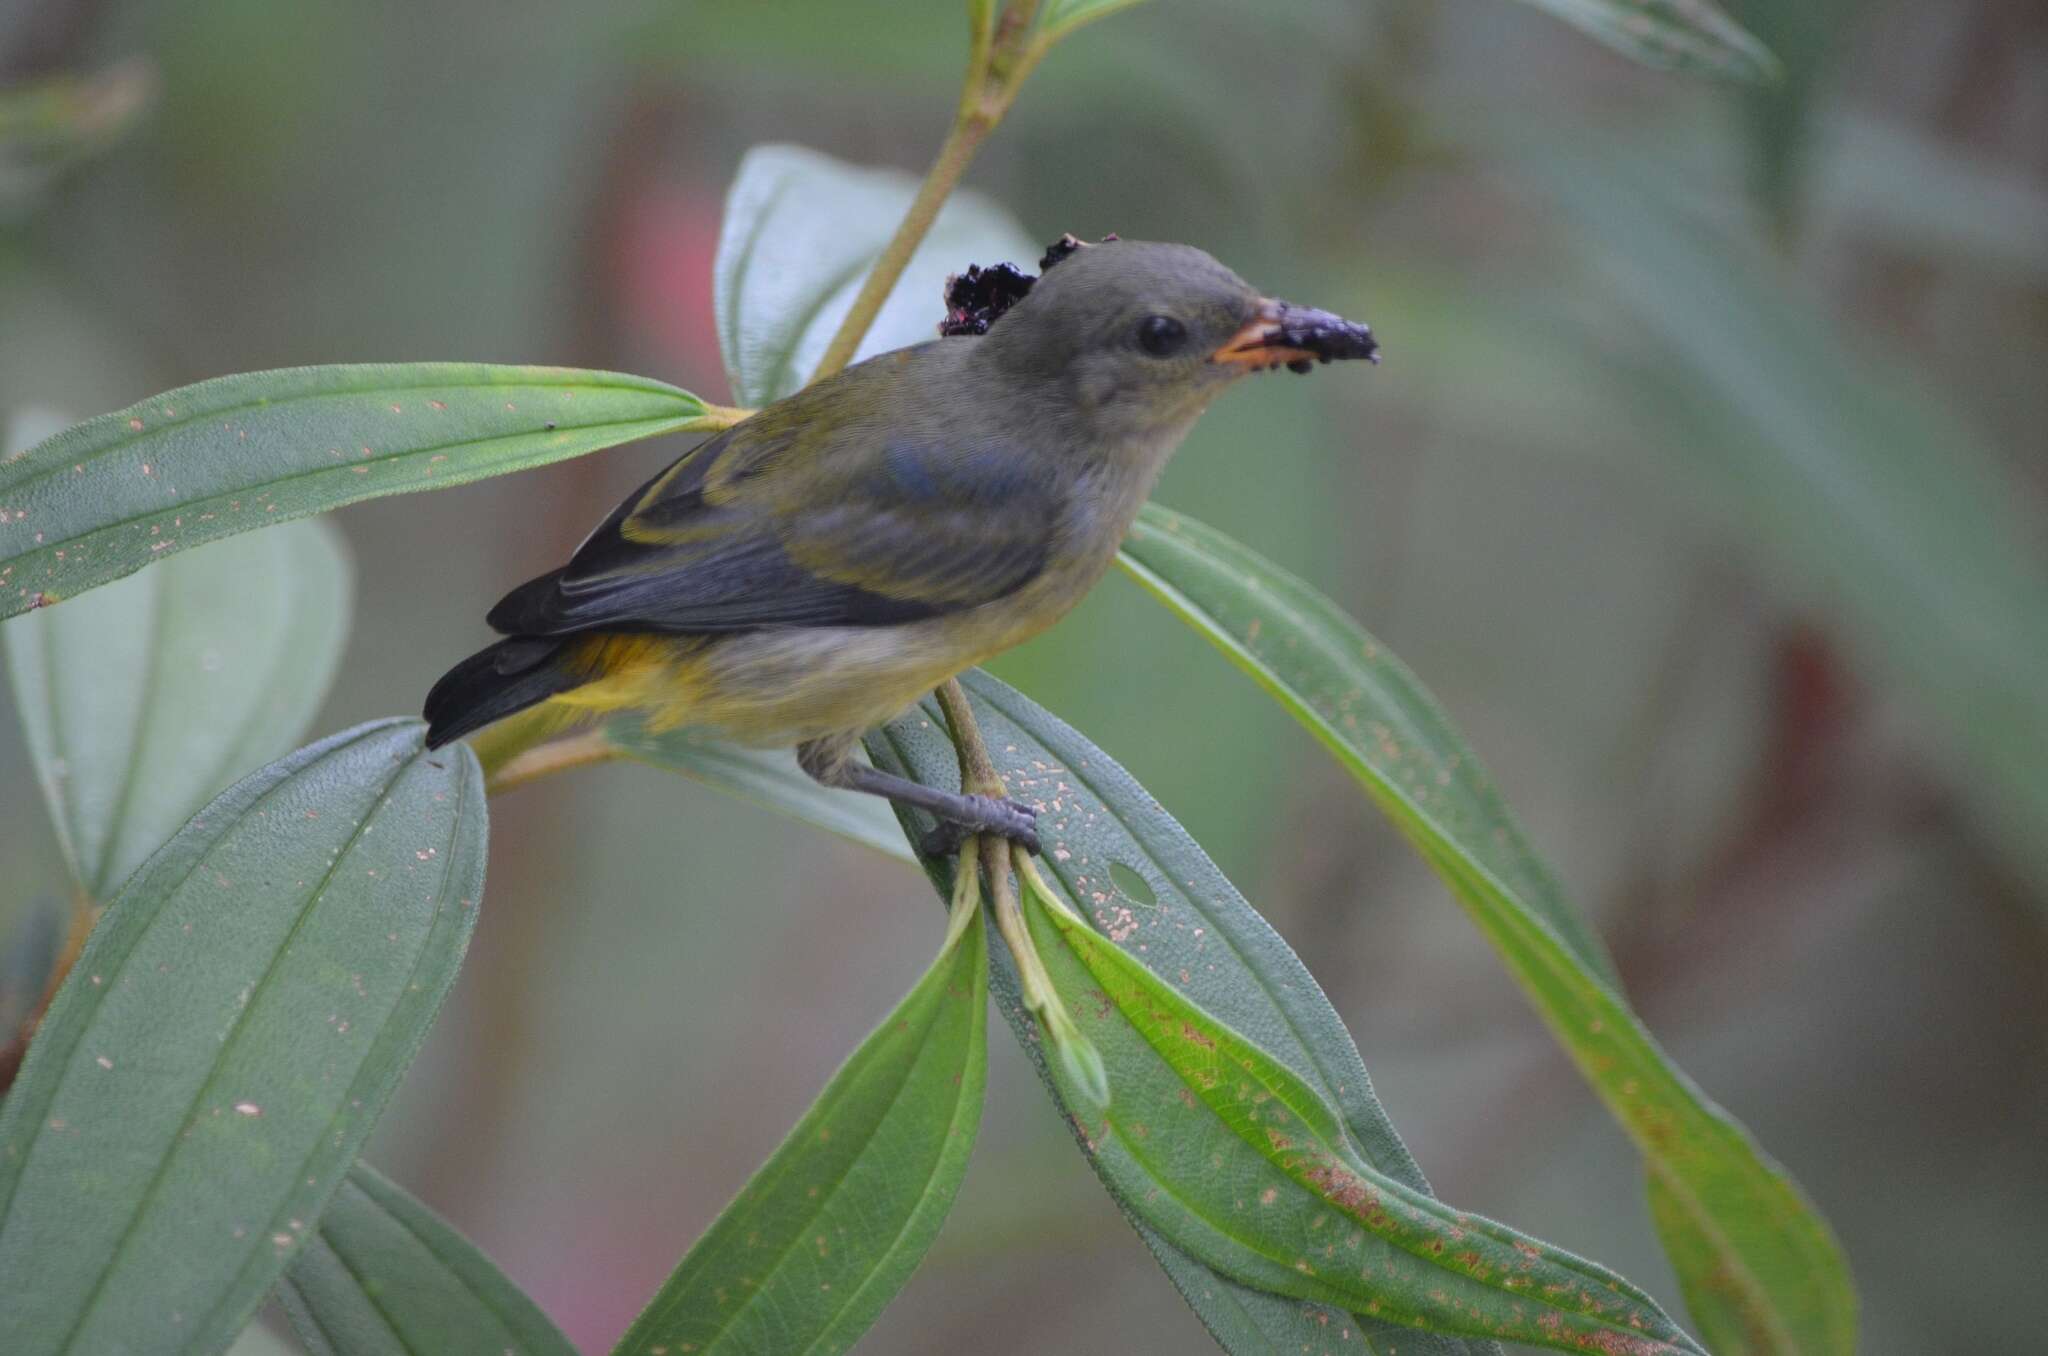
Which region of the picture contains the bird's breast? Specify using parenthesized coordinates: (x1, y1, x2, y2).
(650, 434, 1175, 748)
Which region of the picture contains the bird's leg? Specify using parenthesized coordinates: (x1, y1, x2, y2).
(797, 736, 1039, 855)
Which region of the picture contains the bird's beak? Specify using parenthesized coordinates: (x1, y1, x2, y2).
(1210, 298, 1380, 374)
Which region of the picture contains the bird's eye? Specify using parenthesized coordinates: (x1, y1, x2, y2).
(1137, 314, 1188, 358)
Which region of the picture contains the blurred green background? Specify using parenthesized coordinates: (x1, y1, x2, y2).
(3, 0, 2044, 1351)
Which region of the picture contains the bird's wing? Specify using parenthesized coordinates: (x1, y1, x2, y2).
(486, 419, 1060, 636)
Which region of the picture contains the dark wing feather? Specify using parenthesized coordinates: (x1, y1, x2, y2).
(487, 422, 1059, 637)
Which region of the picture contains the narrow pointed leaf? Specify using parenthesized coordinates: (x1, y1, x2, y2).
(0, 719, 486, 1354)
(4, 504, 353, 899)
(1510, 0, 1778, 83)
(714, 143, 1038, 406)
(279, 1162, 576, 1356)
(870, 677, 1500, 1356)
(1020, 870, 1703, 1353)
(613, 902, 988, 1356)
(1120, 506, 1854, 1355)
(0, 364, 711, 619)
(603, 716, 914, 864)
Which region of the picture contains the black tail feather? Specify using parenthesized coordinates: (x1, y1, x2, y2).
(423, 636, 579, 749)
(485, 566, 569, 634)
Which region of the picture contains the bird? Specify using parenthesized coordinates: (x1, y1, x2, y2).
(423, 238, 1378, 853)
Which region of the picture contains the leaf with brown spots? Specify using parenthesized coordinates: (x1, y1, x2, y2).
(0, 719, 486, 1353)
(872, 675, 1503, 1356)
(3, 408, 353, 899)
(1120, 507, 1854, 1355)
(1009, 851, 1704, 1354)
(0, 364, 714, 621)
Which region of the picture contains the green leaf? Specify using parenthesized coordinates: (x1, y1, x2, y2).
(1016, 860, 1705, 1354)
(1529, 142, 2048, 909)
(0, 719, 486, 1355)
(1118, 507, 1855, 1356)
(613, 898, 988, 1356)
(279, 1162, 576, 1356)
(3, 500, 353, 899)
(602, 716, 915, 864)
(869, 675, 1500, 1356)
(1508, 0, 1779, 83)
(714, 143, 1040, 407)
(0, 364, 711, 620)
(1036, 0, 1154, 42)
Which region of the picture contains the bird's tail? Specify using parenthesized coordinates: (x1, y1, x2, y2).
(423, 636, 584, 750)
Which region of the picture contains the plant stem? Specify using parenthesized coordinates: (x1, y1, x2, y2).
(1001, 838, 1111, 1108)
(936, 678, 1004, 798)
(484, 730, 622, 796)
(943, 842, 985, 950)
(808, 0, 1048, 383)
(689, 402, 755, 431)
(939, 679, 1102, 1103)
(808, 121, 991, 384)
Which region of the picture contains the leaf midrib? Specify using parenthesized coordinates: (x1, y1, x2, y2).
(48, 729, 419, 1354)
(299, 1232, 415, 1355)
(0, 368, 697, 500)
(1648, 1165, 1803, 1356)
(968, 678, 1385, 1171)
(630, 970, 954, 1347)
(795, 945, 983, 1356)
(0, 729, 366, 1223)
(200, 755, 473, 1346)
(5, 412, 701, 580)
(1089, 920, 1687, 1349)
(314, 1179, 526, 1356)
(343, 1169, 566, 1350)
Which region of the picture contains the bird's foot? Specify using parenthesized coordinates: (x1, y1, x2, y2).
(920, 795, 1040, 858)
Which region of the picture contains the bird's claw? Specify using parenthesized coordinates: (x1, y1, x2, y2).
(920, 795, 1040, 858)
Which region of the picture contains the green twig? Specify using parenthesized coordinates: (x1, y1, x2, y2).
(483, 730, 622, 796)
(936, 678, 1004, 798)
(809, 0, 1051, 383)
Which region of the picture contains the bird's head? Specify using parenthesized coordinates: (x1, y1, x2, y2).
(971, 238, 1378, 446)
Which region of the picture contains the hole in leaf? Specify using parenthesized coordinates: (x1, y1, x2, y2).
(1109, 861, 1157, 908)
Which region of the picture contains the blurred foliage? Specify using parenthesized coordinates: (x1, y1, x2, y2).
(3, 493, 351, 893)
(0, 0, 2042, 1353)
(0, 56, 152, 219)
